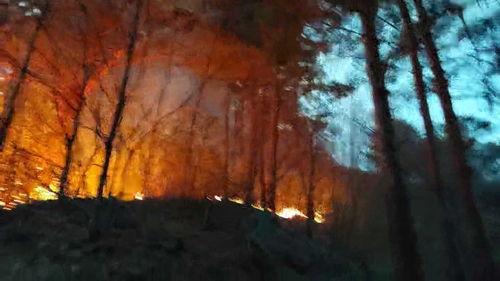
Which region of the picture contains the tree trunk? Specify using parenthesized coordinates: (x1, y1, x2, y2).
(97, 0, 142, 199)
(259, 146, 266, 208)
(109, 146, 125, 195)
(58, 76, 89, 198)
(267, 82, 281, 212)
(306, 129, 316, 238)
(142, 130, 156, 197)
(397, 1, 464, 280)
(349, 101, 358, 167)
(258, 96, 267, 209)
(223, 92, 231, 199)
(59, 9, 91, 197)
(245, 89, 260, 204)
(185, 81, 206, 196)
(413, 0, 496, 279)
(358, 8, 423, 281)
(0, 8, 46, 151)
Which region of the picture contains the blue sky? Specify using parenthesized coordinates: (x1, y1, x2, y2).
(302, 0, 500, 170)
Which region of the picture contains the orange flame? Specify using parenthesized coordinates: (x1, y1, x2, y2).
(209, 195, 325, 223)
(134, 192, 144, 200)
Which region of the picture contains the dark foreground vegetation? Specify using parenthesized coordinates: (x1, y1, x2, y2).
(0, 198, 362, 281)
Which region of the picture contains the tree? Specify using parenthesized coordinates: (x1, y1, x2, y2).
(306, 118, 326, 238)
(96, 0, 143, 199)
(396, 0, 463, 279)
(185, 76, 209, 196)
(58, 1, 93, 198)
(223, 83, 237, 199)
(244, 83, 261, 204)
(413, 0, 496, 278)
(325, 0, 423, 278)
(0, 0, 48, 151)
(267, 80, 281, 212)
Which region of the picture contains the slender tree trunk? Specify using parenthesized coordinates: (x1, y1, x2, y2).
(0, 6, 47, 151)
(259, 96, 267, 209)
(59, 6, 91, 197)
(223, 91, 231, 199)
(109, 146, 125, 195)
(413, 0, 496, 279)
(397, 1, 464, 279)
(259, 146, 266, 208)
(245, 90, 259, 204)
(306, 129, 316, 238)
(58, 74, 90, 198)
(349, 102, 358, 167)
(358, 8, 423, 280)
(97, 0, 142, 199)
(185, 81, 206, 196)
(76, 144, 99, 197)
(142, 133, 154, 197)
(267, 82, 281, 212)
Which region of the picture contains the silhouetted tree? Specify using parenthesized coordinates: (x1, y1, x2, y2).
(97, 0, 143, 199)
(59, 1, 93, 199)
(325, 0, 423, 278)
(396, 0, 463, 279)
(413, 0, 496, 278)
(0, 0, 49, 151)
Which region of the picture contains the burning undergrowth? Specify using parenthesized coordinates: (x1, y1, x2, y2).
(0, 197, 361, 280)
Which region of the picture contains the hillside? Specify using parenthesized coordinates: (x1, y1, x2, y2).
(0, 198, 361, 280)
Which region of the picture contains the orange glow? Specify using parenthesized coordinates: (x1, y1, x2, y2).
(134, 192, 144, 200)
(277, 208, 307, 219)
(208, 195, 325, 223)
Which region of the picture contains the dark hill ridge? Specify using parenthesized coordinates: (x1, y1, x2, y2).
(0, 198, 361, 280)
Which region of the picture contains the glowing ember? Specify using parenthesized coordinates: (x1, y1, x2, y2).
(251, 204, 265, 211)
(30, 186, 58, 201)
(314, 212, 325, 223)
(134, 192, 144, 200)
(277, 208, 307, 219)
(228, 197, 244, 204)
(207, 195, 323, 223)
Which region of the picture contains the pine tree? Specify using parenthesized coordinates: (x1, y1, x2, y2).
(413, 0, 496, 278)
(396, 0, 464, 279)
(323, 0, 423, 278)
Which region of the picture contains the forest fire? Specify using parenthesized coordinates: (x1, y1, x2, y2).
(206, 195, 325, 223)
(278, 208, 307, 219)
(0, 0, 498, 279)
(134, 192, 144, 200)
(1, 190, 324, 224)
(30, 186, 58, 201)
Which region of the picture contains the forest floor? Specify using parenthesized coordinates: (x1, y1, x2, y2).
(0, 197, 361, 281)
